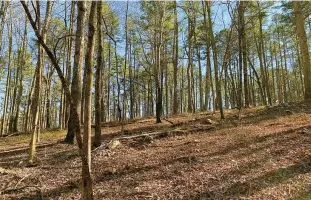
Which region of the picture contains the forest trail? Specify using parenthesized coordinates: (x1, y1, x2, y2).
(1, 102, 311, 199)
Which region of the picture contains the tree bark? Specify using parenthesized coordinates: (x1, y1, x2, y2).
(82, 2, 96, 198)
(172, 0, 179, 115)
(207, 1, 224, 119)
(94, 1, 103, 148)
(121, 1, 129, 133)
(240, 1, 249, 107)
(20, 1, 94, 199)
(65, 2, 87, 144)
(293, 1, 311, 100)
(13, 19, 27, 132)
(0, 20, 12, 136)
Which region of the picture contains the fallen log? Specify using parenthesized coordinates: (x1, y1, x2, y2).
(116, 125, 216, 142)
(93, 123, 216, 152)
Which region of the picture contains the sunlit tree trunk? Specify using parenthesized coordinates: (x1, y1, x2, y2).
(0, 1, 9, 53)
(293, 1, 311, 100)
(207, 2, 224, 119)
(29, 1, 52, 165)
(121, 1, 129, 132)
(13, 19, 27, 132)
(154, 2, 166, 123)
(202, 0, 211, 111)
(82, 2, 96, 198)
(65, 2, 75, 128)
(21, 2, 94, 198)
(240, 1, 249, 107)
(0, 21, 12, 136)
(65, 2, 86, 144)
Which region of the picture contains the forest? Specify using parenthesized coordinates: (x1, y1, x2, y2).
(1, 1, 311, 199)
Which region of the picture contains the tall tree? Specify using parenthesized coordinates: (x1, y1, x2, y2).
(239, 1, 249, 108)
(202, 0, 211, 111)
(12, 16, 28, 132)
(0, 18, 12, 136)
(94, 1, 103, 148)
(172, 0, 178, 115)
(121, 1, 129, 132)
(293, 1, 311, 100)
(29, 1, 52, 165)
(21, 1, 94, 198)
(82, 2, 96, 198)
(187, 2, 194, 113)
(65, 2, 87, 144)
(207, 1, 224, 119)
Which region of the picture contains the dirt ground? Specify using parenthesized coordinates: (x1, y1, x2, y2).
(1, 102, 311, 200)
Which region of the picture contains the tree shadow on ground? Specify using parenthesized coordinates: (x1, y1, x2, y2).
(225, 156, 311, 196)
(203, 125, 308, 160)
(14, 179, 80, 200)
(239, 101, 311, 126)
(188, 126, 311, 200)
(18, 124, 308, 199)
(189, 155, 311, 199)
(8, 103, 311, 199)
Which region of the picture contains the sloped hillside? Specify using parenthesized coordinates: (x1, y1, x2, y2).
(1, 102, 311, 199)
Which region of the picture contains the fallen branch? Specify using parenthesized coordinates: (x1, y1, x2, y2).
(114, 125, 216, 143)
(14, 174, 31, 189)
(92, 121, 217, 153)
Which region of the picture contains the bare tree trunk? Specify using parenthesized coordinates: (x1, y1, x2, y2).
(187, 5, 193, 113)
(172, 0, 178, 115)
(107, 42, 111, 121)
(65, 2, 87, 144)
(293, 2, 311, 100)
(94, 1, 103, 148)
(65, 2, 76, 128)
(13, 19, 27, 132)
(207, 1, 224, 119)
(240, 1, 249, 107)
(81, 2, 96, 198)
(114, 40, 121, 122)
(238, 2, 243, 109)
(194, 17, 203, 111)
(248, 56, 264, 105)
(24, 72, 35, 132)
(165, 47, 169, 116)
(21, 2, 94, 198)
(46, 78, 51, 129)
(29, 1, 52, 165)
(0, 1, 9, 53)
(155, 2, 166, 123)
(0, 20, 12, 136)
(202, 0, 212, 111)
(121, 1, 129, 133)
(29, 2, 42, 165)
(129, 44, 134, 119)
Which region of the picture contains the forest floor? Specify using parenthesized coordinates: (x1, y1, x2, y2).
(1, 102, 311, 200)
